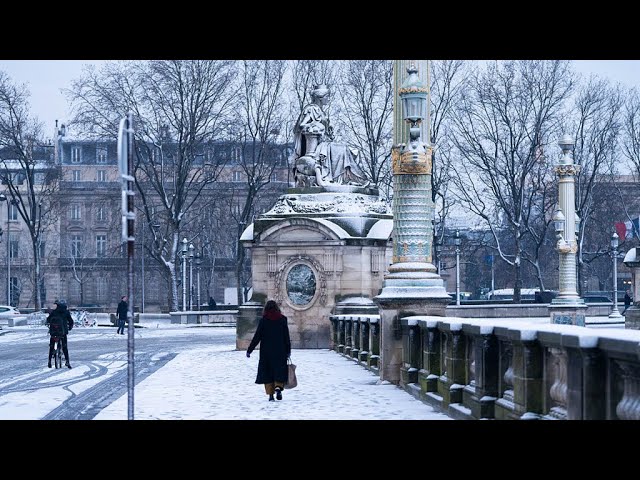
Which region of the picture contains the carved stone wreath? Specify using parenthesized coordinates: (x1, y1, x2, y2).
(274, 254, 327, 309)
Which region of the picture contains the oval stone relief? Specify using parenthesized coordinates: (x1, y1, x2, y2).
(286, 264, 316, 305)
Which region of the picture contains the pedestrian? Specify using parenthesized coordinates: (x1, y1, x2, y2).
(208, 296, 217, 310)
(246, 299, 291, 402)
(45, 299, 74, 368)
(116, 295, 128, 335)
(623, 290, 633, 314)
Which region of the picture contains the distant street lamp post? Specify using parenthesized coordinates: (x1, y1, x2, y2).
(181, 238, 188, 311)
(195, 254, 202, 311)
(188, 243, 194, 310)
(0, 193, 8, 305)
(609, 232, 623, 319)
(455, 230, 461, 306)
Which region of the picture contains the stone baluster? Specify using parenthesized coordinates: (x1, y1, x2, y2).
(418, 320, 441, 401)
(462, 324, 499, 419)
(547, 347, 568, 419)
(344, 317, 353, 357)
(495, 327, 515, 420)
(359, 319, 370, 364)
(338, 318, 345, 354)
(437, 322, 466, 408)
(615, 361, 640, 420)
(329, 316, 338, 351)
(352, 318, 361, 359)
(369, 319, 380, 370)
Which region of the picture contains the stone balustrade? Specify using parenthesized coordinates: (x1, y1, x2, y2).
(331, 313, 640, 420)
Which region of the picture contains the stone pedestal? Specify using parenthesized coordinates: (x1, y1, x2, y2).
(623, 247, 640, 330)
(549, 303, 587, 327)
(240, 186, 392, 349)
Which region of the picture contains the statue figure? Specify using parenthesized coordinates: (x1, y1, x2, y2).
(292, 84, 369, 188)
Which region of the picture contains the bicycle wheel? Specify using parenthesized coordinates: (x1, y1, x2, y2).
(55, 340, 63, 369)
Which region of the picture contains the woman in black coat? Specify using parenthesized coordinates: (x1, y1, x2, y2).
(246, 300, 291, 401)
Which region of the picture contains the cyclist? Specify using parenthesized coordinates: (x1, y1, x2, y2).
(45, 299, 74, 369)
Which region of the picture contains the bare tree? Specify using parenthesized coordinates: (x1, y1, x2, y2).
(429, 60, 472, 260)
(0, 71, 59, 309)
(569, 77, 624, 294)
(67, 60, 237, 310)
(336, 60, 394, 197)
(450, 60, 575, 302)
(232, 60, 288, 305)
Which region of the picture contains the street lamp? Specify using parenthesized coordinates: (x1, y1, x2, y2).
(181, 238, 188, 311)
(454, 230, 461, 306)
(195, 253, 202, 311)
(609, 231, 623, 319)
(188, 242, 194, 310)
(0, 193, 7, 305)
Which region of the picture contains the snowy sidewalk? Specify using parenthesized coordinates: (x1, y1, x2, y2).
(95, 345, 450, 420)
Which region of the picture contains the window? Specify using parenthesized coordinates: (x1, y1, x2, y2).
(71, 146, 82, 163)
(70, 204, 81, 221)
(9, 203, 18, 221)
(270, 172, 278, 182)
(34, 173, 46, 184)
(9, 236, 18, 259)
(96, 206, 106, 222)
(72, 170, 81, 182)
(97, 170, 106, 182)
(96, 146, 107, 164)
(71, 235, 83, 257)
(233, 171, 243, 182)
(96, 277, 108, 303)
(96, 235, 107, 257)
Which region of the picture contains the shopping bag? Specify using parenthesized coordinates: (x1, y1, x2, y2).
(285, 358, 297, 389)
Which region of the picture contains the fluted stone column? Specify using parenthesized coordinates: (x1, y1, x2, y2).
(374, 62, 450, 384)
(549, 135, 587, 326)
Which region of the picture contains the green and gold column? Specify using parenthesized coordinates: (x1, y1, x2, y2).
(374, 62, 450, 384)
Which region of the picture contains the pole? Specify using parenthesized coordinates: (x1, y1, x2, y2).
(189, 255, 193, 310)
(610, 237, 622, 319)
(491, 254, 495, 296)
(456, 245, 460, 306)
(119, 111, 136, 420)
(6, 201, 9, 305)
(126, 112, 135, 421)
(197, 264, 201, 312)
(141, 221, 145, 314)
(182, 239, 187, 311)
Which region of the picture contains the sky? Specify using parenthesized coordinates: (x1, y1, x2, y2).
(0, 324, 450, 420)
(0, 60, 639, 140)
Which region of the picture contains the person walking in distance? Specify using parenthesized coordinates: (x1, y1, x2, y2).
(116, 295, 128, 335)
(45, 299, 74, 368)
(246, 300, 291, 401)
(623, 289, 633, 314)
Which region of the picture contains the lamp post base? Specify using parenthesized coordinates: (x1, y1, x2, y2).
(548, 301, 587, 326)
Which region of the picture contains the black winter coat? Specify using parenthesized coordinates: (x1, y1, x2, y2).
(247, 315, 291, 384)
(45, 305, 74, 336)
(117, 300, 128, 320)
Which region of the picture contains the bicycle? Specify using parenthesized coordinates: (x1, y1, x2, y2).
(48, 327, 64, 369)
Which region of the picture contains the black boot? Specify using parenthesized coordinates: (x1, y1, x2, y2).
(275, 387, 283, 401)
(48, 357, 52, 368)
(268, 394, 275, 401)
(65, 360, 72, 369)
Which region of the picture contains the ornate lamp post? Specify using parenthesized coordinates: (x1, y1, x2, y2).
(373, 63, 450, 384)
(454, 230, 461, 306)
(181, 238, 188, 311)
(0, 193, 8, 305)
(549, 135, 586, 326)
(188, 242, 195, 310)
(195, 253, 202, 311)
(609, 232, 623, 319)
